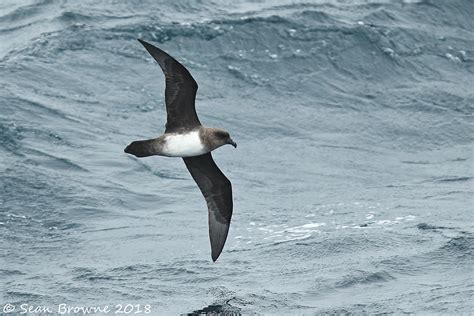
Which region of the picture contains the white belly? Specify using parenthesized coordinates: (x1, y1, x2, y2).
(161, 131, 207, 157)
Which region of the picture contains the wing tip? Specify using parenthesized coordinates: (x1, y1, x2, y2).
(209, 221, 230, 263)
(137, 38, 149, 47)
(211, 238, 227, 262)
(211, 247, 224, 262)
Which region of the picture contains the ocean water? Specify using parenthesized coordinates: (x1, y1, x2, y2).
(1, 0, 473, 314)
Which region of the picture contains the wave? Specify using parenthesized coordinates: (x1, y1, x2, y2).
(434, 176, 472, 183)
(439, 235, 473, 257)
(1, 0, 473, 313)
(0, 121, 24, 155)
(336, 270, 396, 288)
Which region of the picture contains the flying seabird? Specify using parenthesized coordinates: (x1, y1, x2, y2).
(124, 39, 236, 262)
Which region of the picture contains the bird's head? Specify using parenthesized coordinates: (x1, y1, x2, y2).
(209, 129, 237, 150)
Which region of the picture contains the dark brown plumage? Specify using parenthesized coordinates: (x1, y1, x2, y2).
(183, 153, 232, 262)
(138, 39, 201, 133)
(125, 39, 235, 262)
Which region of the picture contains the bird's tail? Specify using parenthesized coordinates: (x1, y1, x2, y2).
(124, 139, 157, 157)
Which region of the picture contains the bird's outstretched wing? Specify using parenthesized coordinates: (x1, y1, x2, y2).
(183, 153, 233, 262)
(138, 39, 201, 133)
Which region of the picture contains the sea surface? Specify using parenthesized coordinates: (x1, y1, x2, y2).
(1, 0, 473, 314)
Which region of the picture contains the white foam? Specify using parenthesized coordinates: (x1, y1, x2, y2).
(446, 53, 461, 62)
(274, 234, 312, 243)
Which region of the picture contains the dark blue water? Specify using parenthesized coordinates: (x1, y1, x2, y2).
(1, 0, 473, 314)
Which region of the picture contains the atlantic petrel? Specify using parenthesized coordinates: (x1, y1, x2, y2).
(124, 39, 236, 262)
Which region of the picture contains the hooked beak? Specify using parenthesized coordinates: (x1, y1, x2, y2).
(228, 139, 237, 148)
